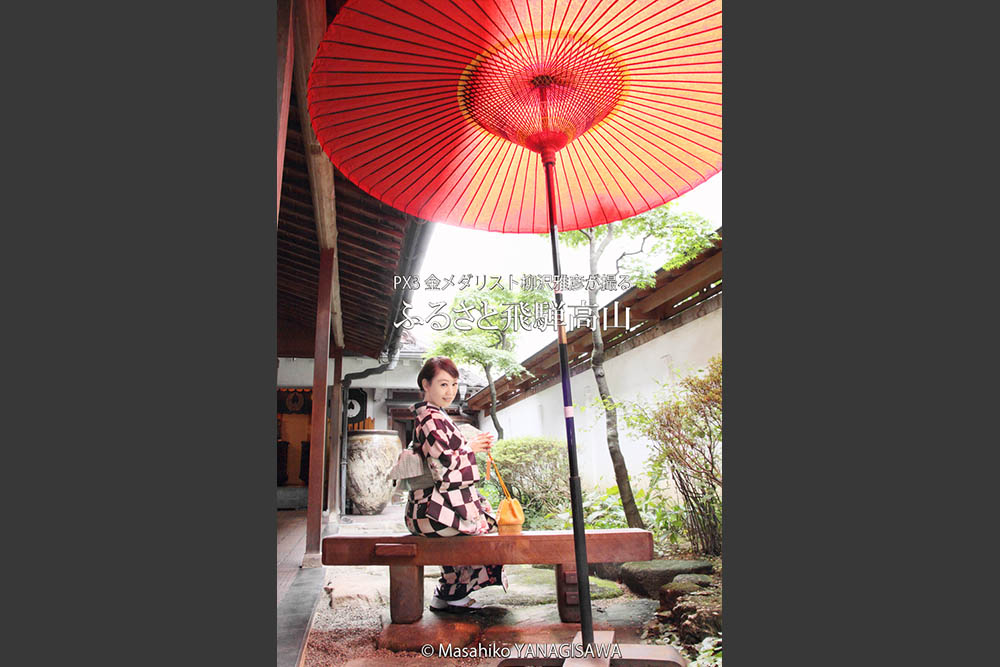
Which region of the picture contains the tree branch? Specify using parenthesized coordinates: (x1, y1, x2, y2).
(615, 232, 653, 275)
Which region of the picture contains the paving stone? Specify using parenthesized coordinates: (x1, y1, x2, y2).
(620, 560, 713, 597)
(658, 581, 701, 610)
(589, 561, 624, 582)
(673, 573, 712, 587)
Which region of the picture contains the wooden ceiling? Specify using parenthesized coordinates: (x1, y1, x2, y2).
(277, 0, 438, 361)
(278, 81, 423, 360)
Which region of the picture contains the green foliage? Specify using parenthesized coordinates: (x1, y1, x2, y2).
(619, 204, 719, 277)
(429, 285, 550, 349)
(427, 286, 554, 428)
(552, 486, 630, 529)
(622, 355, 723, 555)
(635, 472, 688, 551)
(543, 480, 686, 553)
(478, 477, 501, 510)
(688, 635, 722, 667)
(427, 327, 526, 380)
(540, 201, 718, 290)
(476, 436, 569, 528)
(623, 355, 722, 490)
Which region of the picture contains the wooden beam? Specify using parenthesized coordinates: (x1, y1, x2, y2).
(631, 252, 722, 316)
(277, 243, 320, 263)
(278, 263, 323, 285)
(338, 281, 393, 305)
(293, 0, 344, 349)
(277, 302, 316, 321)
(278, 292, 316, 310)
(277, 233, 320, 255)
(279, 193, 321, 219)
(322, 529, 653, 567)
(643, 278, 723, 321)
(277, 0, 294, 224)
(338, 223, 402, 251)
(280, 214, 323, 235)
(340, 283, 393, 305)
(336, 235, 403, 268)
(278, 307, 316, 329)
(277, 225, 319, 248)
(334, 201, 408, 237)
(277, 286, 316, 305)
(280, 178, 315, 200)
(306, 248, 334, 557)
(342, 323, 387, 341)
(276, 253, 320, 277)
(342, 314, 388, 333)
(469, 335, 594, 412)
(341, 263, 395, 289)
(278, 193, 318, 215)
(277, 277, 318, 298)
(339, 269, 396, 296)
(277, 283, 318, 304)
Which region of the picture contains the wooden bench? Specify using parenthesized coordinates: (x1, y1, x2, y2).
(321, 528, 653, 624)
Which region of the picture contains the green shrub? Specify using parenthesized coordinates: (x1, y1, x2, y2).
(623, 355, 723, 555)
(477, 435, 569, 528)
(541, 478, 688, 553)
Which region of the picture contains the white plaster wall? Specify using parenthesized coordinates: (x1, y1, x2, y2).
(476, 304, 721, 492)
(277, 356, 428, 430)
(277, 356, 426, 389)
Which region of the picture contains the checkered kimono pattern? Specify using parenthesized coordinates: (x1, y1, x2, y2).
(404, 401, 507, 601)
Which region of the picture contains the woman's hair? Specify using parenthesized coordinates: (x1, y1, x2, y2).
(417, 356, 459, 391)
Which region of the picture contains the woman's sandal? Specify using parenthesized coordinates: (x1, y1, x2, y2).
(429, 594, 483, 613)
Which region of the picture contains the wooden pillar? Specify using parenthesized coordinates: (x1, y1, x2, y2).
(388, 565, 425, 623)
(326, 348, 343, 514)
(306, 248, 334, 555)
(292, 0, 344, 350)
(276, 0, 294, 224)
(555, 562, 582, 622)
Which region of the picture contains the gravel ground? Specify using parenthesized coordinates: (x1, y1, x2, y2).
(302, 562, 676, 666)
(303, 596, 497, 667)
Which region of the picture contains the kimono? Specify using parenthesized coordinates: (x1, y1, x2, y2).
(404, 400, 508, 601)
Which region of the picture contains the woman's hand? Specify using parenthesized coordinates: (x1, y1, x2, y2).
(467, 432, 495, 454)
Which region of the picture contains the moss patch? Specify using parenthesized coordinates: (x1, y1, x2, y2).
(475, 564, 624, 606)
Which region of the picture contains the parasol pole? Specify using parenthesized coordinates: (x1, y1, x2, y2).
(542, 146, 595, 648)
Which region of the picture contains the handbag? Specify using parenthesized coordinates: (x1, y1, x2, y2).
(485, 453, 524, 534)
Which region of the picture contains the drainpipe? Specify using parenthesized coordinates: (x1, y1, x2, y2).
(339, 216, 434, 515)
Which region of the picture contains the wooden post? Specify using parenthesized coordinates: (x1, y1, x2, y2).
(388, 565, 424, 623)
(556, 562, 581, 622)
(326, 347, 343, 514)
(306, 248, 334, 556)
(292, 0, 345, 350)
(276, 0, 294, 224)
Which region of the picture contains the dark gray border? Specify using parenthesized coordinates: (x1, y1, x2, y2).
(724, 1, 920, 664)
(54, 2, 280, 665)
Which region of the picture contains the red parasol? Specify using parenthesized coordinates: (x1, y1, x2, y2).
(308, 0, 720, 232)
(308, 0, 721, 652)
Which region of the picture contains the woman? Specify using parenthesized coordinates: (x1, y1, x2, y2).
(406, 356, 507, 612)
